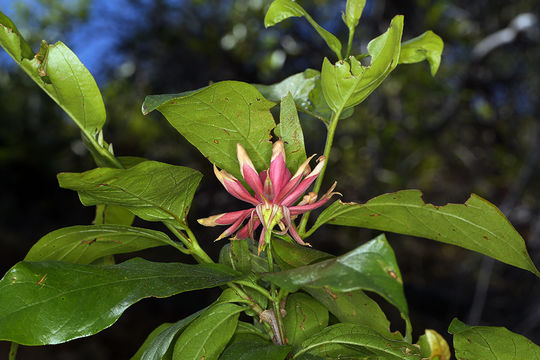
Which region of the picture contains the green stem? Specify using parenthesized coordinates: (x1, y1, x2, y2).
(298, 107, 343, 236)
(265, 233, 287, 344)
(228, 283, 265, 315)
(82, 131, 124, 169)
(9, 343, 18, 360)
(404, 316, 413, 343)
(234, 280, 274, 302)
(166, 224, 214, 264)
(345, 28, 355, 59)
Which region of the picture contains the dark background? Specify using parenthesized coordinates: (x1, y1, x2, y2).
(1, 0, 540, 358)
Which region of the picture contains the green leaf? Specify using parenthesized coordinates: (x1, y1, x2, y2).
(131, 322, 174, 360)
(254, 69, 353, 125)
(0, 11, 34, 59)
(312, 190, 540, 276)
(306, 288, 395, 339)
(399, 30, 444, 76)
(219, 240, 252, 274)
(449, 318, 540, 360)
(0, 17, 105, 134)
(0, 11, 119, 167)
(142, 81, 275, 179)
(284, 293, 329, 346)
(94, 205, 135, 226)
(262, 234, 408, 316)
(138, 310, 206, 360)
(57, 160, 202, 228)
(172, 303, 244, 360)
(272, 237, 333, 270)
(293, 323, 422, 359)
(24, 225, 183, 264)
(271, 238, 394, 339)
(264, 0, 342, 59)
(342, 0, 366, 30)
(276, 93, 307, 172)
(321, 15, 403, 113)
(234, 322, 270, 339)
(0, 258, 239, 345)
(220, 334, 292, 360)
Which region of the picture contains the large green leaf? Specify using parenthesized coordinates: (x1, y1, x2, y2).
(220, 334, 292, 360)
(399, 30, 444, 76)
(57, 160, 202, 228)
(219, 239, 252, 274)
(271, 238, 393, 339)
(254, 70, 353, 125)
(0, 258, 239, 345)
(284, 293, 328, 346)
(0, 11, 117, 166)
(264, 0, 342, 59)
(311, 190, 540, 276)
(142, 81, 275, 179)
(262, 234, 408, 316)
(321, 15, 403, 113)
(294, 323, 422, 359)
(272, 237, 332, 270)
(137, 310, 206, 360)
(276, 93, 307, 172)
(449, 318, 540, 360)
(24, 225, 183, 264)
(172, 303, 244, 360)
(306, 288, 395, 339)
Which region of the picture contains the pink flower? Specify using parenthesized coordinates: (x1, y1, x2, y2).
(198, 140, 339, 253)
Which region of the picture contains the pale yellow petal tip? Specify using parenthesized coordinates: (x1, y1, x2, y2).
(271, 140, 285, 161)
(197, 215, 221, 227)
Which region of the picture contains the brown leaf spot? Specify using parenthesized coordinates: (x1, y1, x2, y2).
(213, 139, 219, 144)
(388, 270, 398, 280)
(323, 286, 338, 299)
(483, 235, 489, 240)
(11, 277, 16, 284)
(369, 213, 380, 217)
(81, 239, 96, 245)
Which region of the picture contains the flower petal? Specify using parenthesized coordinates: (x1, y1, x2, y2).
(214, 165, 259, 205)
(237, 143, 265, 200)
(274, 154, 315, 203)
(197, 208, 253, 227)
(281, 156, 326, 206)
(215, 210, 252, 241)
(289, 182, 340, 215)
(269, 140, 288, 196)
(282, 206, 310, 247)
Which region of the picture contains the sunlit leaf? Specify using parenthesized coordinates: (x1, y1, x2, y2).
(399, 30, 444, 76)
(25, 225, 183, 264)
(321, 15, 403, 113)
(143, 81, 275, 179)
(0, 259, 240, 345)
(311, 190, 540, 276)
(449, 318, 540, 359)
(342, 0, 366, 30)
(254, 70, 353, 125)
(416, 329, 451, 360)
(58, 161, 202, 228)
(264, 0, 342, 59)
